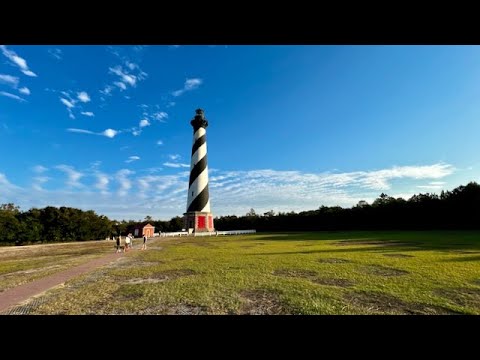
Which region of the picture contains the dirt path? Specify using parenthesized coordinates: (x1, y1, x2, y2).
(0, 252, 124, 313)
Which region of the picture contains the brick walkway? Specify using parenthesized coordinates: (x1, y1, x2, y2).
(0, 252, 123, 313)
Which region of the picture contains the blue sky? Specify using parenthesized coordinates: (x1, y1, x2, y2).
(1, 45, 479, 220)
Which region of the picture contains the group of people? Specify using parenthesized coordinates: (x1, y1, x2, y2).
(114, 233, 148, 253)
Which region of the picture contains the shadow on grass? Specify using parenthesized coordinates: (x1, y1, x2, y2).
(251, 231, 480, 252)
(441, 256, 480, 262)
(246, 246, 421, 256)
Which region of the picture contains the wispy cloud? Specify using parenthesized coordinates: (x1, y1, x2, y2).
(152, 111, 168, 121)
(139, 119, 150, 128)
(140, 106, 168, 123)
(81, 111, 94, 117)
(77, 91, 90, 103)
(0, 91, 26, 102)
(114, 81, 127, 90)
(126, 156, 140, 163)
(116, 169, 135, 196)
(172, 78, 203, 97)
(48, 48, 62, 60)
(156, 140, 163, 146)
(66, 128, 96, 135)
(60, 96, 76, 118)
(32, 165, 48, 174)
(55, 165, 83, 188)
(167, 101, 176, 108)
(0, 163, 458, 220)
(95, 173, 109, 193)
(19, 87, 30, 95)
(417, 181, 447, 190)
(32, 176, 50, 191)
(109, 64, 146, 88)
(60, 98, 75, 108)
(168, 154, 181, 161)
(0, 45, 37, 77)
(163, 162, 190, 168)
(67, 128, 119, 138)
(0, 74, 19, 88)
(100, 85, 113, 96)
(90, 161, 102, 169)
(103, 129, 118, 138)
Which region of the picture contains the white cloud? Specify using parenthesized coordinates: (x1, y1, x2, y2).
(109, 66, 137, 87)
(48, 48, 62, 60)
(156, 140, 163, 146)
(132, 130, 141, 136)
(126, 156, 140, 163)
(0, 74, 19, 88)
(0, 45, 37, 77)
(114, 81, 127, 90)
(185, 78, 202, 90)
(95, 173, 109, 192)
(19, 87, 30, 95)
(60, 98, 75, 108)
(133, 46, 147, 52)
(429, 181, 446, 185)
(168, 154, 181, 161)
(55, 165, 83, 188)
(417, 185, 444, 190)
(167, 101, 175, 108)
(32, 176, 50, 191)
(32, 165, 48, 173)
(139, 119, 150, 127)
(102, 129, 118, 138)
(22, 70, 36, 77)
(77, 91, 90, 103)
(81, 111, 94, 117)
(116, 169, 135, 196)
(67, 128, 96, 135)
(153, 111, 168, 121)
(0, 91, 26, 102)
(163, 162, 190, 168)
(0, 162, 458, 220)
(67, 128, 119, 138)
(100, 85, 113, 95)
(90, 161, 102, 169)
(172, 78, 203, 97)
(103, 62, 147, 99)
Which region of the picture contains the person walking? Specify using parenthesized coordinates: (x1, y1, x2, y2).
(115, 236, 121, 253)
(142, 234, 148, 250)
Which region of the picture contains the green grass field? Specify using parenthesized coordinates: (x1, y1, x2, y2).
(3, 231, 480, 314)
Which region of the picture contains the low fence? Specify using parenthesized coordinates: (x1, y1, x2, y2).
(160, 229, 256, 237)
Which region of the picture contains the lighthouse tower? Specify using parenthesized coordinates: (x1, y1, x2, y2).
(184, 109, 214, 233)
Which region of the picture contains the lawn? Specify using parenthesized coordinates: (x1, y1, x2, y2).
(3, 231, 480, 314)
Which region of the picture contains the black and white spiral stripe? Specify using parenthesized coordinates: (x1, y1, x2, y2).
(186, 126, 210, 212)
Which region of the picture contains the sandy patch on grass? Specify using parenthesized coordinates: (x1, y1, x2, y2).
(239, 289, 289, 315)
(318, 258, 352, 264)
(362, 265, 409, 277)
(344, 290, 459, 314)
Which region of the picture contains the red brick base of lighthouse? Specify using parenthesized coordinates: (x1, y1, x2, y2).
(183, 211, 215, 233)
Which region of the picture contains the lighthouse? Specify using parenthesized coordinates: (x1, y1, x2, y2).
(184, 109, 214, 233)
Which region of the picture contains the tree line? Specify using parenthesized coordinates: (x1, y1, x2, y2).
(0, 203, 186, 245)
(1, 181, 479, 245)
(214, 182, 480, 231)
